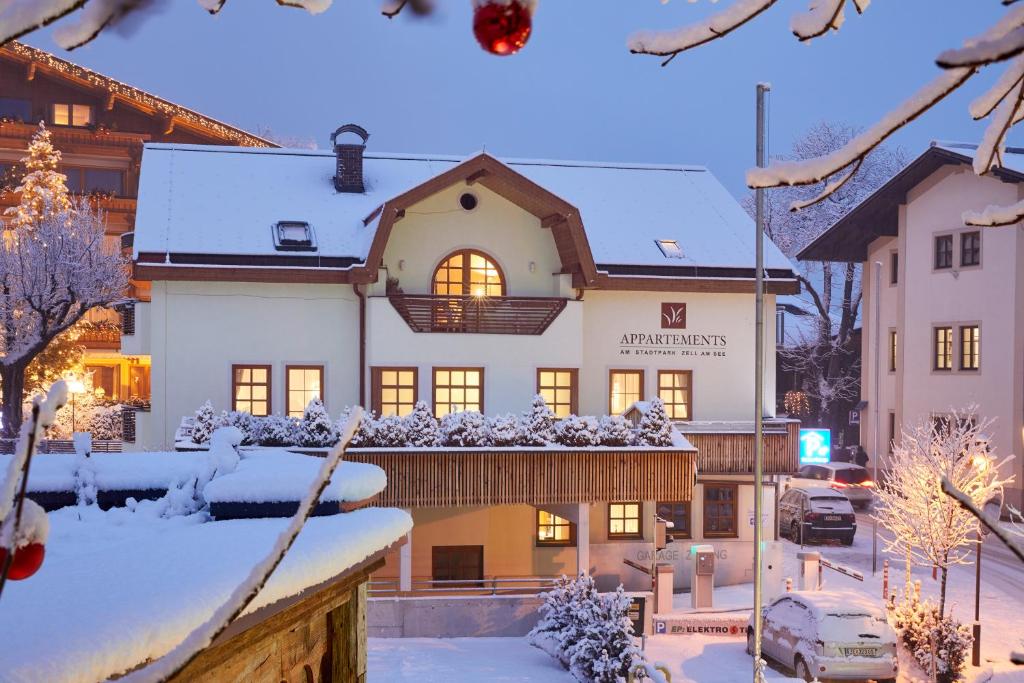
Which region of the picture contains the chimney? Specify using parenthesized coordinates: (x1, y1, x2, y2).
(330, 124, 370, 193)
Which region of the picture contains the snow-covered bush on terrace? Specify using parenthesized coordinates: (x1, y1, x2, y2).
(891, 587, 972, 683)
(404, 401, 441, 447)
(528, 574, 600, 667)
(374, 414, 408, 448)
(254, 414, 298, 447)
(297, 398, 338, 448)
(190, 401, 227, 444)
(86, 403, 122, 440)
(489, 413, 524, 447)
(523, 394, 556, 446)
(225, 410, 258, 446)
(567, 585, 643, 683)
(553, 415, 600, 447)
(346, 408, 377, 448)
(441, 411, 491, 447)
(597, 415, 633, 447)
(637, 398, 673, 447)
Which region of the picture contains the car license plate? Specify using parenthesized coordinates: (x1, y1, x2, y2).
(845, 647, 878, 657)
(824, 515, 841, 521)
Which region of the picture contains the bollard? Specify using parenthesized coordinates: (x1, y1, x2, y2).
(818, 563, 823, 591)
(883, 559, 889, 601)
(785, 577, 792, 593)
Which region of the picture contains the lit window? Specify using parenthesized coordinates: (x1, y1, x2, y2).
(286, 365, 323, 418)
(52, 103, 92, 127)
(961, 231, 981, 267)
(609, 370, 643, 415)
(960, 325, 980, 371)
(608, 502, 642, 538)
(433, 250, 504, 297)
(656, 501, 691, 540)
(537, 510, 575, 546)
(274, 221, 315, 251)
(232, 365, 271, 416)
(934, 327, 953, 371)
(537, 369, 577, 418)
(703, 484, 738, 538)
(373, 367, 418, 417)
(934, 235, 953, 269)
(656, 239, 683, 259)
(433, 367, 483, 417)
(657, 370, 692, 420)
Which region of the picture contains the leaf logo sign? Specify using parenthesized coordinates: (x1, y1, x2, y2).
(661, 303, 686, 329)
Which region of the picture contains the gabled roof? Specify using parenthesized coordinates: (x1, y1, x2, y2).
(133, 144, 798, 292)
(798, 143, 1024, 262)
(1, 42, 274, 148)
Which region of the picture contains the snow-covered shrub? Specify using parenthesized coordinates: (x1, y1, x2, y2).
(892, 589, 972, 683)
(225, 410, 258, 445)
(523, 394, 555, 446)
(637, 398, 673, 447)
(190, 401, 227, 444)
(87, 403, 122, 440)
(597, 415, 633, 447)
(255, 414, 298, 447)
(374, 414, 408, 448)
(553, 415, 600, 447)
(207, 426, 243, 477)
(297, 398, 338, 448)
(568, 585, 643, 682)
(490, 413, 524, 447)
(404, 401, 440, 447)
(441, 411, 491, 447)
(527, 574, 600, 667)
(346, 409, 378, 448)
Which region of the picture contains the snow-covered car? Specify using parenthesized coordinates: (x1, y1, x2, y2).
(786, 463, 876, 509)
(779, 487, 856, 545)
(747, 591, 898, 683)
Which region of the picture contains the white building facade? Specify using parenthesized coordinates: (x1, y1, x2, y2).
(801, 142, 1024, 508)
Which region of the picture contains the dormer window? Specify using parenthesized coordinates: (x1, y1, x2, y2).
(273, 221, 316, 251)
(656, 239, 683, 258)
(52, 103, 93, 127)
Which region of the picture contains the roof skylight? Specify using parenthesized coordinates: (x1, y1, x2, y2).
(656, 239, 683, 259)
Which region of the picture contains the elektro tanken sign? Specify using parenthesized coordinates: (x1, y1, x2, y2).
(799, 428, 831, 465)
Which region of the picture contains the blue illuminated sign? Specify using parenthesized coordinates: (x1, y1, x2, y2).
(799, 428, 831, 465)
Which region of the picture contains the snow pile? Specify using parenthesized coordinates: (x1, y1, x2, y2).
(203, 450, 386, 505)
(0, 505, 412, 683)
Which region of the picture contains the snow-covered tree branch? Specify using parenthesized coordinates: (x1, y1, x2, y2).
(874, 410, 1012, 617)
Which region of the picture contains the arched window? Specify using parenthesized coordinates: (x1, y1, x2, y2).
(432, 249, 505, 297)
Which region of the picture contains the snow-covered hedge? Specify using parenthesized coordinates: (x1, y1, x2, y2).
(527, 574, 649, 682)
(181, 396, 679, 450)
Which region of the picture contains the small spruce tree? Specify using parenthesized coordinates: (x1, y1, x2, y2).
(346, 408, 378, 448)
(190, 401, 220, 444)
(489, 413, 524, 446)
(374, 414, 408, 447)
(441, 411, 492, 447)
(597, 414, 633, 447)
(3, 122, 72, 229)
(297, 398, 338, 447)
(553, 415, 600, 447)
(523, 394, 556, 446)
(255, 414, 298, 447)
(637, 398, 673, 446)
(404, 401, 441, 447)
(568, 585, 643, 683)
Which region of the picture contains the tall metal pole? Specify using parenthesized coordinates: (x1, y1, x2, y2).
(973, 533, 982, 666)
(871, 261, 882, 575)
(753, 81, 770, 683)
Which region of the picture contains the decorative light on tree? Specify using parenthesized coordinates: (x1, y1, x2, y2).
(472, 0, 535, 56)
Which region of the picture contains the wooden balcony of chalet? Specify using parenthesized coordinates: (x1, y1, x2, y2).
(388, 294, 567, 335)
(679, 419, 800, 475)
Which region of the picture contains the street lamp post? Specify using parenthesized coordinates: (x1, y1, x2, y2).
(66, 377, 86, 433)
(973, 491, 1003, 667)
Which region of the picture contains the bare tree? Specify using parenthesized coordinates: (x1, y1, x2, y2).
(746, 121, 904, 437)
(875, 410, 1011, 617)
(0, 199, 128, 438)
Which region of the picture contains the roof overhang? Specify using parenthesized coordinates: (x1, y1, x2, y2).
(798, 146, 1024, 263)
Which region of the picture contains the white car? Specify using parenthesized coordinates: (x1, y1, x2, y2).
(747, 591, 898, 682)
(787, 463, 876, 509)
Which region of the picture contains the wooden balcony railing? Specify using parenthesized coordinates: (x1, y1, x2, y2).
(388, 294, 568, 335)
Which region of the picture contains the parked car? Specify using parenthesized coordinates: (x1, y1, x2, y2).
(747, 591, 898, 682)
(779, 487, 856, 545)
(787, 462, 876, 509)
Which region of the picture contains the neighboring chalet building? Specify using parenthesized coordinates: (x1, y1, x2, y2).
(130, 127, 801, 591)
(0, 41, 272, 408)
(801, 142, 1024, 508)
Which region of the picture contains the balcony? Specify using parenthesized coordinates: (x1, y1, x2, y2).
(388, 294, 567, 335)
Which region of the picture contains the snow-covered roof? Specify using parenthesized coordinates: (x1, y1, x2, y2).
(204, 451, 385, 504)
(133, 144, 794, 272)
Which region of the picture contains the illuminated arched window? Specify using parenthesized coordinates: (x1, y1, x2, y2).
(432, 249, 505, 297)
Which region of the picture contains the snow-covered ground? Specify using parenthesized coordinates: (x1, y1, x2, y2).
(368, 637, 573, 682)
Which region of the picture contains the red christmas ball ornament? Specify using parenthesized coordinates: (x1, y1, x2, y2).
(1, 543, 46, 581)
(473, 0, 534, 56)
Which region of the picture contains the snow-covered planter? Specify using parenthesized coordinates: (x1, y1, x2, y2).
(489, 413, 524, 447)
(441, 411, 492, 447)
(553, 415, 600, 447)
(297, 399, 338, 448)
(404, 401, 441, 447)
(522, 394, 555, 446)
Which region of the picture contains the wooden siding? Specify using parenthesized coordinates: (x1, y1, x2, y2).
(346, 449, 697, 508)
(682, 420, 800, 475)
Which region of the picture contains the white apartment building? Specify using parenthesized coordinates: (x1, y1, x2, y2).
(801, 142, 1024, 508)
